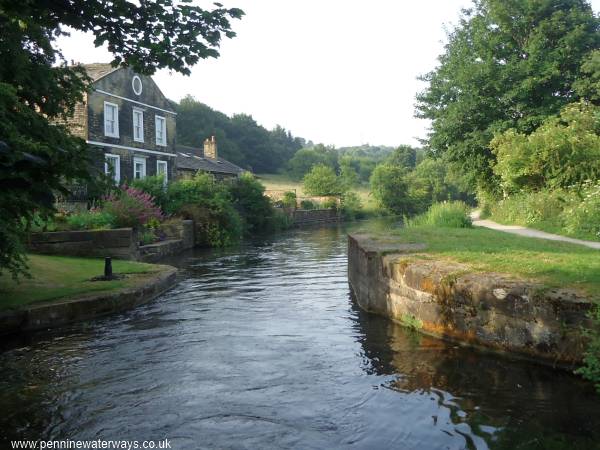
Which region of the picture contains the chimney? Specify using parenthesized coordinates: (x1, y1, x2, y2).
(203, 135, 217, 159)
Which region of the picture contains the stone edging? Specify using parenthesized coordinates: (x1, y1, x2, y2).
(0, 265, 178, 336)
(348, 233, 593, 368)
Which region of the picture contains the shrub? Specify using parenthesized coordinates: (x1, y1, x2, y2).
(322, 197, 338, 210)
(66, 210, 115, 230)
(228, 172, 285, 234)
(486, 185, 600, 241)
(576, 304, 600, 394)
(340, 191, 363, 220)
(102, 186, 164, 229)
(405, 201, 472, 228)
(138, 230, 158, 246)
(300, 200, 316, 210)
(131, 175, 169, 211)
(489, 190, 570, 229)
(562, 182, 600, 239)
(303, 164, 344, 196)
(166, 173, 242, 246)
(492, 102, 600, 194)
(281, 191, 297, 208)
(166, 172, 229, 215)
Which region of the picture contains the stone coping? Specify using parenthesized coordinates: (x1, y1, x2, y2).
(0, 265, 178, 336)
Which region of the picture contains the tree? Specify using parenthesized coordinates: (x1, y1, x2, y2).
(388, 145, 417, 169)
(176, 97, 305, 172)
(339, 158, 360, 189)
(406, 157, 475, 209)
(176, 96, 246, 166)
(369, 164, 415, 214)
(416, 0, 600, 192)
(287, 145, 338, 180)
(574, 50, 600, 103)
(303, 165, 343, 196)
(0, 0, 244, 278)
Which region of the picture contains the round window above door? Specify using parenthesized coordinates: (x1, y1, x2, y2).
(132, 76, 143, 95)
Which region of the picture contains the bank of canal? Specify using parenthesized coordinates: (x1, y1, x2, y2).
(1, 221, 599, 449)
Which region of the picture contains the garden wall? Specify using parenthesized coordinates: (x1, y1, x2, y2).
(348, 233, 593, 367)
(28, 228, 138, 260)
(28, 220, 195, 262)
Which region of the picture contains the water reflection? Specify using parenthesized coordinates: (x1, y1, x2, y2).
(352, 300, 600, 450)
(0, 220, 599, 450)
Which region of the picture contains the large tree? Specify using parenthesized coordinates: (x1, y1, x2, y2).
(0, 0, 243, 278)
(416, 0, 600, 192)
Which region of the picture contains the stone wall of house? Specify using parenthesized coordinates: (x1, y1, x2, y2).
(86, 67, 177, 183)
(55, 92, 88, 139)
(348, 233, 593, 367)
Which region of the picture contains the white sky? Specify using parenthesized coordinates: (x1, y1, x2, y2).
(56, 0, 600, 148)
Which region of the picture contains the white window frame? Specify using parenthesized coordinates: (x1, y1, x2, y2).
(132, 107, 144, 143)
(156, 160, 168, 185)
(104, 153, 120, 183)
(103, 101, 119, 138)
(133, 156, 147, 180)
(132, 75, 143, 96)
(155, 115, 167, 146)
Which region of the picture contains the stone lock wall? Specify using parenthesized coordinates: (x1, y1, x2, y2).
(291, 208, 340, 227)
(348, 233, 593, 367)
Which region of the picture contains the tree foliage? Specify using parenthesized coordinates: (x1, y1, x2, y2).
(369, 164, 413, 215)
(416, 0, 600, 191)
(492, 102, 600, 193)
(370, 153, 473, 215)
(303, 164, 344, 196)
(176, 96, 305, 172)
(228, 172, 287, 233)
(387, 145, 418, 169)
(0, 0, 243, 278)
(287, 144, 338, 180)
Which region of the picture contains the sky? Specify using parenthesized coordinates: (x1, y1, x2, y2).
(56, 0, 600, 148)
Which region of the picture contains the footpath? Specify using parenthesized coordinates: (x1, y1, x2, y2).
(470, 211, 600, 250)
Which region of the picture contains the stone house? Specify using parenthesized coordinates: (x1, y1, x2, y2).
(176, 136, 244, 180)
(66, 63, 177, 187)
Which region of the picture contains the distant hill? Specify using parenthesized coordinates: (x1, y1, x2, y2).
(337, 145, 395, 160)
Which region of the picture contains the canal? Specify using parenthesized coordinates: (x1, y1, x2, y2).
(1, 221, 599, 449)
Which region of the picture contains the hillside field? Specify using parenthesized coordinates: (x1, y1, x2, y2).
(256, 173, 377, 212)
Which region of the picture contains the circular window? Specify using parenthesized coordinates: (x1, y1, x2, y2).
(132, 76, 143, 95)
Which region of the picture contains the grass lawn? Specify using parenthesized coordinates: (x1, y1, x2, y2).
(0, 255, 161, 310)
(256, 172, 378, 213)
(363, 225, 600, 298)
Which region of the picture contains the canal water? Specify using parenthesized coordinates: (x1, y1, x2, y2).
(1, 221, 600, 450)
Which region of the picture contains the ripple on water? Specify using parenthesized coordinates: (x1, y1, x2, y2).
(1, 222, 600, 449)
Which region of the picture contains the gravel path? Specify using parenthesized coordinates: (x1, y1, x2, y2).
(470, 211, 600, 250)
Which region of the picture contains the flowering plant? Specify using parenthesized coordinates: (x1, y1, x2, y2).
(102, 185, 164, 229)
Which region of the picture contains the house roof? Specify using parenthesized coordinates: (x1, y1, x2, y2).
(176, 144, 244, 176)
(81, 63, 118, 82)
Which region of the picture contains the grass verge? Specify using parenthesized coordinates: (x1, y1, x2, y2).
(367, 225, 600, 298)
(0, 255, 160, 310)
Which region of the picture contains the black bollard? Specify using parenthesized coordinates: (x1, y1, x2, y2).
(104, 257, 113, 279)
